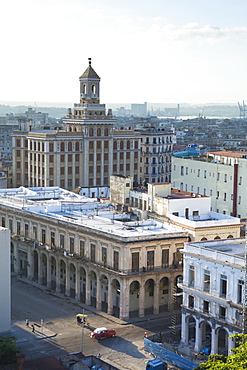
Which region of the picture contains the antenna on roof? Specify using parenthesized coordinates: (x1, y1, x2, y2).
(88, 58, 92, 66)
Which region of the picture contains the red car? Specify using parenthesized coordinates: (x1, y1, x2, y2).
(90, 327, 116, 339)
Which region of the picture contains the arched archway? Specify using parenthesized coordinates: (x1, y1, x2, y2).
(174, 275, 183, 308)
(69, 263, 76, 298)
(188, 316, 196, 345)
(144, 279, 155, 315)
(89, 270, 97, 307)
(100, 275, 108, 312)
(159, 277, 169, 312)
(200, 321, 212, 353)
(80, 267, 86, 303)
(216, 327, 228, 355)
(227, 235, 233, 239)
(33, 250, 39, 281)
(60, 260, 66, 294)
(50, 256, 56, 290)
(112, 279, 120, 318)
(214, 236, 221, 240)
(129, 281, 140, 318)
(41, 253, 47, 285)
(201, 237, 207, 241)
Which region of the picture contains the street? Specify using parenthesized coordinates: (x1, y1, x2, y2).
(10, 276, 178, 370)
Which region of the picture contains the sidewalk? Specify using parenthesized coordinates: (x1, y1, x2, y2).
(12, 274, 178, 328)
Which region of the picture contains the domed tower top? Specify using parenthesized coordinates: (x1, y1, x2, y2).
(79, 58, 100, 104)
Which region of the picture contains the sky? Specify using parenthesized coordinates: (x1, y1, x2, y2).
(2, 0, 247, 105)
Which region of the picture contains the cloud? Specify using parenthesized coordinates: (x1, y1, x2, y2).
(148, 22, 247, 43)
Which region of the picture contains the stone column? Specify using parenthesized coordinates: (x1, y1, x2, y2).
(56, 258, 60, 293)
(139, 284, 145, 317)
(120, 279, 129, 320)
(153, 279, 160, 315)
(194, 318, 202, 352)
(107, 281, 113, 315)
(228, 331, 235, 356)
(46, 256, 51, 289)
(96, 277, 101, 310)
(65, 261, 70, 296)
(27, 247, 33, 280)
(180, 310, 188, 345)
(211, 326, 217, 354)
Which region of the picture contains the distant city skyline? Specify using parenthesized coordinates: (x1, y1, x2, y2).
(2, 0, 247, 104)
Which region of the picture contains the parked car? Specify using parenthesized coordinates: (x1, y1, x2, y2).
(90, 327, 116, 339)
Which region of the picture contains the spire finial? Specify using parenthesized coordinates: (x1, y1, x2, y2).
(88, 58, 91, 66)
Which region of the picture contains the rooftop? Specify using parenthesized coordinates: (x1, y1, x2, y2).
(0, 186, 187, 241)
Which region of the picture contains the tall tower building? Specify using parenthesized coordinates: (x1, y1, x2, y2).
(12, 59, 140, 189)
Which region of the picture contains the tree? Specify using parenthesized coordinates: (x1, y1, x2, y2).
(0, 336, 20, 365)
(195, 334, 247, 370)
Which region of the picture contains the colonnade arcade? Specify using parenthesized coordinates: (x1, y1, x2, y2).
(12, 241, 182, 320)
(181, 312, 237, 356)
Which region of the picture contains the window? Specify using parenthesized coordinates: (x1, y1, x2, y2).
(42, 229, 46, 244)
(113, 250, 119, 270)
(189, 295, 194, 309)
(224, 174, 227, 182)
(238, 280, 244, 304)
(204, 170, 207, 178)
(189, 265, 195, 287)
(197, 187, 200, 194)
(204, 188, 206, 196)
(132, 252, 139, 272)
(210, 189, 212, 196)
(197, 169, 200, 177)
(220, 274, 227, 298)
(51, 231, 55, 246)
(238, 196, 241, 204)
(102, 247, 107, 266)
(147, 250, 154, 270)
(219, 306, 226, 319)
(216, 191, 219, 199)
(217, 173, 220, 181)
(2, 217, 5, 227)
(9, 219, 13, 233)
(60, 234, 64, 249)
(17, 221, 21, 235)
(239, 177, 242, 185)
(224, 193, 227, 201)
(181, 166, 184, 176)
(70, 237, 74, 254)
(24, 223, 28, 238)
(191, 185, 194, 191)
(204, 270, 210, 292)
(203, 300, 209, 313)
(80, 240, 85, 257)
(186, 167, 188, 175)
(33, 226, 37, 240)
(91, 243, 96, 262)
(162, 249, 169, 267)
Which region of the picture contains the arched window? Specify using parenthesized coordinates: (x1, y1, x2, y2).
(127, 140, 130, 149)
(113, 141, 117, 150)
(91, 84, 96, 94)
(68, 142, 72, 151)
(227, 235, 233, 239)
(83, 84, 87, 94)
(89, 128, 94, 136)
(97, 128, 101, 136)
(214, 236, 221, 240)
(61, 142, 65, 152)
(104, 128, 108, 136)
(201, 237, 207, 241)
(120, 141, 124, 149)
(75, 142, 80, 151)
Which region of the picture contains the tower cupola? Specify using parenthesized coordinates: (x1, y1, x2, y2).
(79, 58, 100, 104)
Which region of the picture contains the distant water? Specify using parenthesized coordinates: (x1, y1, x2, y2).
(158, 115, 239, 121)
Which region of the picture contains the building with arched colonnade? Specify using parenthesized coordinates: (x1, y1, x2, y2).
(179, 238, 245, 356)
(1, 186, 188, 320)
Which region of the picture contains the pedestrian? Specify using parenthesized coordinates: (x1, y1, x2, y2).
(26, 318, 29, 327)
(144, 332, 147, 338)
(32, 324, 35, 333)
(97, 353, 101, 359)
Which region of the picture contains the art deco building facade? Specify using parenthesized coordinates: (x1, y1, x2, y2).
(12, 59, 140, 190)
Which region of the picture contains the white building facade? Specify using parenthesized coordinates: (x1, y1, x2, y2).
(0, 227, 11, 332)
(172, 151, 247, 218)
(179, 238, 245, 356)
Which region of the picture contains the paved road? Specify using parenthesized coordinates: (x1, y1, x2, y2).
(11, 276, 178, 370)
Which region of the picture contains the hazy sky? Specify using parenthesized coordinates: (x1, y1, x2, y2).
(2, 0, 247, 105)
